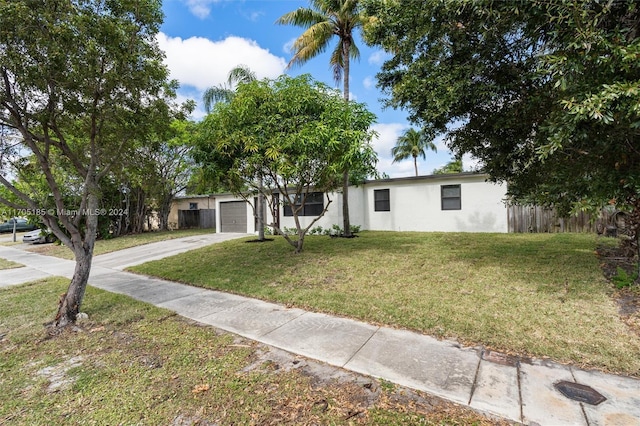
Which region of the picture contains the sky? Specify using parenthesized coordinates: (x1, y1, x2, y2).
(159, 0, 462, 178)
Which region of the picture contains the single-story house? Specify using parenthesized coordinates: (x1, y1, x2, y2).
(207, 172, 508, 234)
(168, 194, 216, 230)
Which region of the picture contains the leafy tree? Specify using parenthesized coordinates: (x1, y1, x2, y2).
(200, 65, 268, 240)
(0, 0, 174, 327)
(391, 128, 437, 176)
(364, 0, 640, 252)
(277, 0, 367, 237)
(198, 74, 377, 252)
(143, 125, 195, 231)
(433, 157, 463, 175)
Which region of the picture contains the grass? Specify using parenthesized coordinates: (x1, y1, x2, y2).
(129, 231, 640, 376)
(0, 258, 22, 270)
(0, 278, 505, 425)
(27, 228, 215, 260)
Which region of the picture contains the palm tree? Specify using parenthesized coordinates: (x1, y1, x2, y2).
(391, 128, 437, 177)
(202, 65, 257, 113)
(277, 0, 365, 237)
(202, 65, 266, 240)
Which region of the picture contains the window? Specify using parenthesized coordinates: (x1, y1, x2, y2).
(374, 189, 390, 212)
(189, 202, 198, 210)
(441, 185, 461, 210)
(283, 192, 324, 217)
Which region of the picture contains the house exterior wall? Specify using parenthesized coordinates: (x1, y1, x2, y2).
(184, 173, 509, 234)
(361, 174, 508, 233)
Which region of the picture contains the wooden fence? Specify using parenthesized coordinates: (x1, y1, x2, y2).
(178, 208, 216, 229)
(507, 205, 624, 234)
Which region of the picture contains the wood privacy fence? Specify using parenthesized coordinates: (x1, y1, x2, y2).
(178, 209, 216, 229)
(507, 205, 624, 234)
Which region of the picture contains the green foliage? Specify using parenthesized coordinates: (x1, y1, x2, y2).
(613, 266, 638, 289)
(197, 74, 377, 252)
(277, 0, 370, 236)
(321, 224, 361, 236)
(433, 157, 464, 175)
(363, 0, 640, 223)
(0, 0, 173, 242)
(277, 0, 365, 93)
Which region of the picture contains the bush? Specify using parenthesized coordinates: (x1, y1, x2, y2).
(612, 266, 638, 289)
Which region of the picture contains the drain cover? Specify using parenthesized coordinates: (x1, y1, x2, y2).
(554, 381, 606, 405)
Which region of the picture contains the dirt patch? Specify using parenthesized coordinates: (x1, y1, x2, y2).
(596, 242, 640, 337)
(36, 356, 84, 393)
(241, 345, 512, 425)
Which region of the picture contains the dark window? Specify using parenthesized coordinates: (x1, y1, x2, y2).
(374, 189, 390, 212)
(283, 192, 324, 217)
(441, 185, 461, 210)
(189, 202, 198, 210)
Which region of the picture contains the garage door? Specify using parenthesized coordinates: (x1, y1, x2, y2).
(220, 201, 247, 233)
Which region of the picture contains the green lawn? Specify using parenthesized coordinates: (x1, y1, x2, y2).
(28, 228, 216, 260)
(0, 278, 503, 425)
(0, 258, 22, 270)
(129, 231, 640, 376)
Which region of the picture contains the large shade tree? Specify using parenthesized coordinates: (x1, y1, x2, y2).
(0, 0, 174, 327)
(391, 128, 437, 176)
(197, 74, 377, 252)
(277, 0, 367, 237)
(364, 0, 640, 254)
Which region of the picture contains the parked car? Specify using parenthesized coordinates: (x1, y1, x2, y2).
(0, 218, 38, 233)
(22, 228, 56, 244)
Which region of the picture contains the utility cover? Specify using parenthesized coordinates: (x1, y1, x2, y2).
(554, 381, 607, 405)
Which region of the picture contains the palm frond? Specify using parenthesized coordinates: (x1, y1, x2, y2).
(203, 85, 233, 113)
(288, 22, 334, 68)
(227, 65, 257, 86)
(275, 7, 327, 28)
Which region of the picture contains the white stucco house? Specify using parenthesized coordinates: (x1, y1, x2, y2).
(208, 172, 508, 234)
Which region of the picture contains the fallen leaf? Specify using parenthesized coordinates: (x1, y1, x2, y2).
(192, 384, 210, 394)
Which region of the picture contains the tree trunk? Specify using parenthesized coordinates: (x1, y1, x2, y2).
(342, 41, 352, 237)
(158, 193, 172, 231)
(257, 176, 265, 240)
(342, 170, 351, 237)
(54, 247, 94, 327)
(413, 156, 418, 176)
(53, 191, 99, 327)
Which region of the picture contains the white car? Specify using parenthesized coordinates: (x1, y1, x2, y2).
(22, 229, 56, 244)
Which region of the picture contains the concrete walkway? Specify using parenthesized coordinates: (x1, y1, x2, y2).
(1, 235, 639, 425)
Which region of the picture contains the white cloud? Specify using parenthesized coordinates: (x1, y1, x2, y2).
(183, 0, 220, 19)
(363, 76, 375, 90)
(462, 153, 482, 171)
(247, 11, 264, 22)
(157, 33, 287, 92)
(283, 37, 297, 55)
(371, 123, 406, 159)
(370, 123, 406, 177)
(368, 50, 388, 65)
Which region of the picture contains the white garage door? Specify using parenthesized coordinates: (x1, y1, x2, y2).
(220, 201, 247, 233)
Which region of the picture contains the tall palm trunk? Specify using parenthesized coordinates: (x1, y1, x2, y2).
(413, 154, 419, 176)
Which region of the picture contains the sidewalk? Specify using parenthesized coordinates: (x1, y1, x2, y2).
(1, 237, 639, 425)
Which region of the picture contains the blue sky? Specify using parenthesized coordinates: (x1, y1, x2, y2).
(159, 0, 463, 177)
